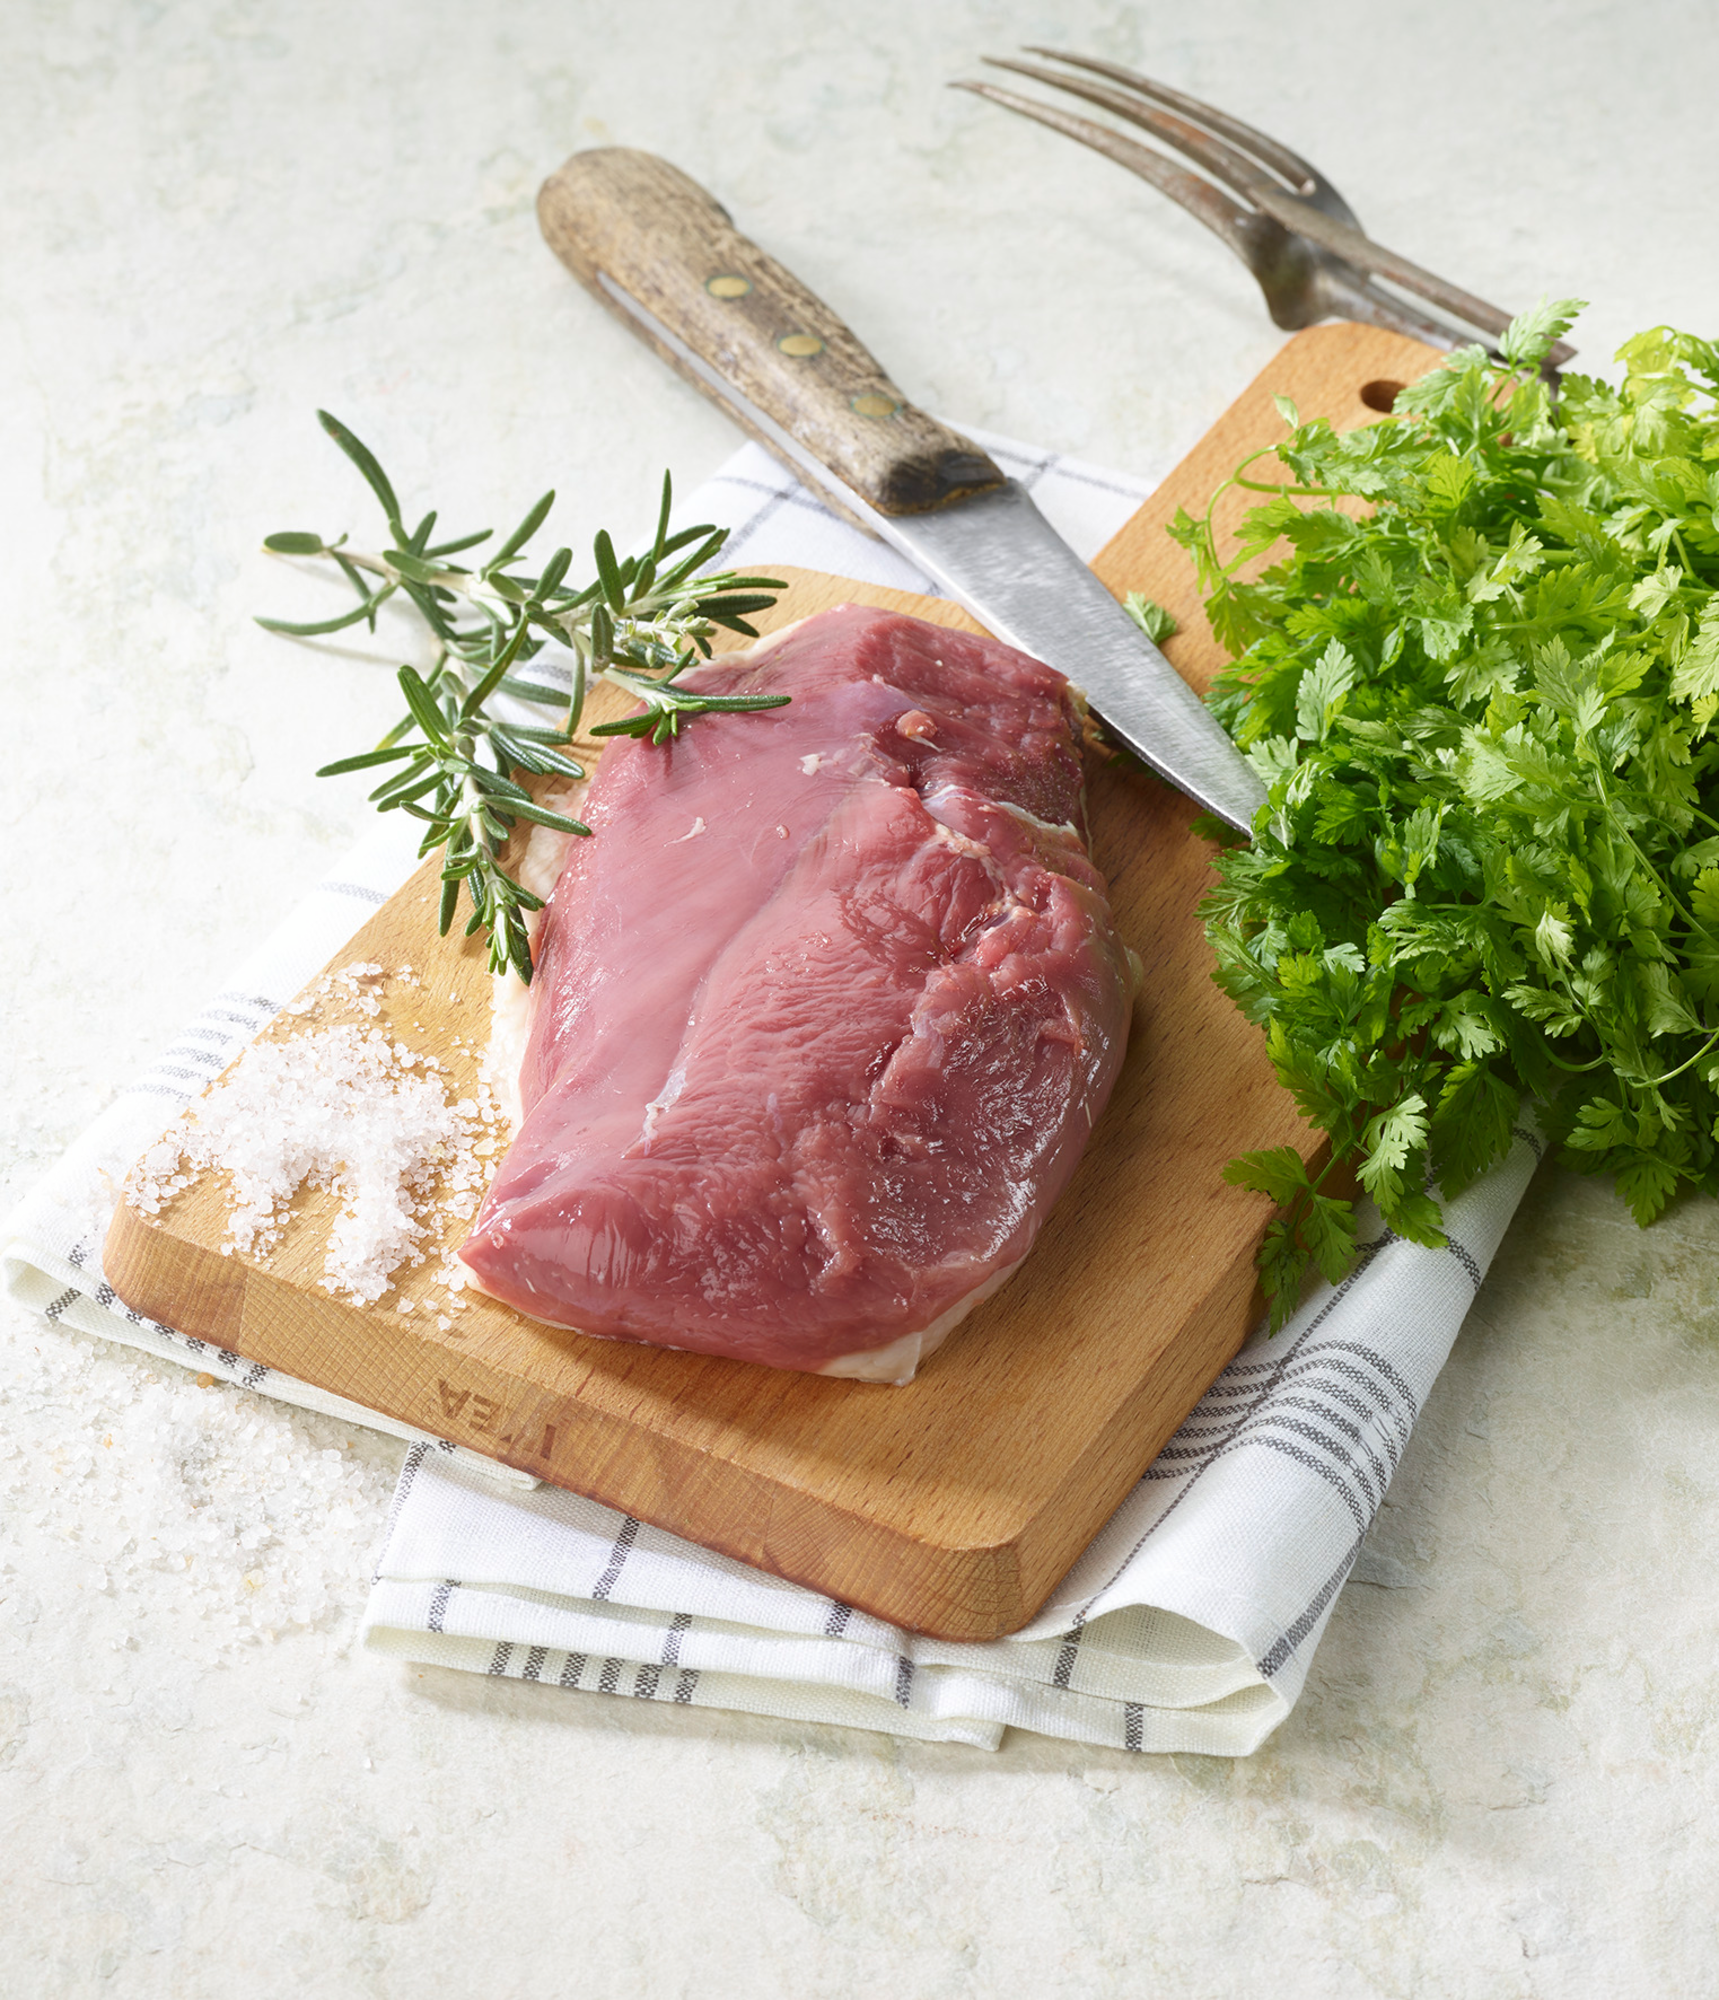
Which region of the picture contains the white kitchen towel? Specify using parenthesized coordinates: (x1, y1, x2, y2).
(4, 429, 1544, 1752)
(362, 1128, 1540, 1755)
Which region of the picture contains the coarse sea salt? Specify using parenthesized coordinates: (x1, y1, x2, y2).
(286, 960, 389, 1019)
(126, 988, 502, 1306)
(1, 1316, 402, 1661)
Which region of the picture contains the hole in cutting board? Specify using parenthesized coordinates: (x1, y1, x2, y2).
(1359, 378, 1404, 413)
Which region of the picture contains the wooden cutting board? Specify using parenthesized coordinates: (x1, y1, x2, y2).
(105, 324, 1443, 1641)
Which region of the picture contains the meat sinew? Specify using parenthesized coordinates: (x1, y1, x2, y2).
(459, 604, 1135, 1381)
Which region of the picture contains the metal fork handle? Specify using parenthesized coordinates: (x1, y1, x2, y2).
(1300, 263, 1507, 356)
(1250, 188, 1577, 367)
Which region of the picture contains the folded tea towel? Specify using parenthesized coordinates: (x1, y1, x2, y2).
(3, 430, 1543, 1751)
(361, 1120, 1538, 1755)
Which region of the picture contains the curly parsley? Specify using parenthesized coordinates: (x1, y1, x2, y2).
(1176, 304, 1719, 1324)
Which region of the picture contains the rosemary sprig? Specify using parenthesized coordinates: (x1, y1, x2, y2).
(259, 411, 786, 982)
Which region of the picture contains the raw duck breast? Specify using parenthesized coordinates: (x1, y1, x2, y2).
(460, 604, 1135, 1381)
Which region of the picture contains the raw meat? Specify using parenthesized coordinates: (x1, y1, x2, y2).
(459, 604, 1135, 1379)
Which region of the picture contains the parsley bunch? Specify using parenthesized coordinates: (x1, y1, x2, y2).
(1176, 304, 1719, 1324)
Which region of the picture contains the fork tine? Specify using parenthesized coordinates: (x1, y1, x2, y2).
(968, 53, 1577, 368)
(1020, 48, 1361, 227)
(949, 80, 1271, 276)
(998, 54, 1505, 340)
(983, 56, 1292, 218)
(1248, 190, 1510, 337)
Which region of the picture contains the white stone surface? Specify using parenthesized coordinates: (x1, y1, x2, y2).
(4, 1, 1719, 1992)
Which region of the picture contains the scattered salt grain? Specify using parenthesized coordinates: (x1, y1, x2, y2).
(286, 962, 390, 1021)
(126, 994, 504, 1305)
(0, 1322, 407, 1662)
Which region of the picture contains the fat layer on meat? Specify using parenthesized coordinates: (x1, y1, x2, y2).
(459, 604, 1134, 1377)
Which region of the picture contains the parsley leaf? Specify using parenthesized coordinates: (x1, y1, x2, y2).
(1123, 591, 1179, 644)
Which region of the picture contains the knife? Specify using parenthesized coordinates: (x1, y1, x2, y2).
(536, 148, 1266, 835)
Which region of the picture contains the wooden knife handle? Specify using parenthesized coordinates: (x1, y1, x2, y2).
(537, 148, 1003, 518)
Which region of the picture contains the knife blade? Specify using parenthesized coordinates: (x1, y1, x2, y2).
(537, 147, 1266, 835)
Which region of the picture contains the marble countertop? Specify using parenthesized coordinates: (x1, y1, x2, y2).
(4, 2, 1718, 1993)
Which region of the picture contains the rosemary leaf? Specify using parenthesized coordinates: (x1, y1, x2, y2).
(314, 745, 418, 777)
(385, 548, 450, 585)
(316, 410, 404, 537)
(490, 492, 556, 568)
(256, 598, 388, 638)
(262, 414, 789, 981)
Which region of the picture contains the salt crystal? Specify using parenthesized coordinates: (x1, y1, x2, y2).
(126, 1001, 494, 1308)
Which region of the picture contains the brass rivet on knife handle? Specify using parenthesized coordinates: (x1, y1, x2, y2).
(537, 148, 1004, 517)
